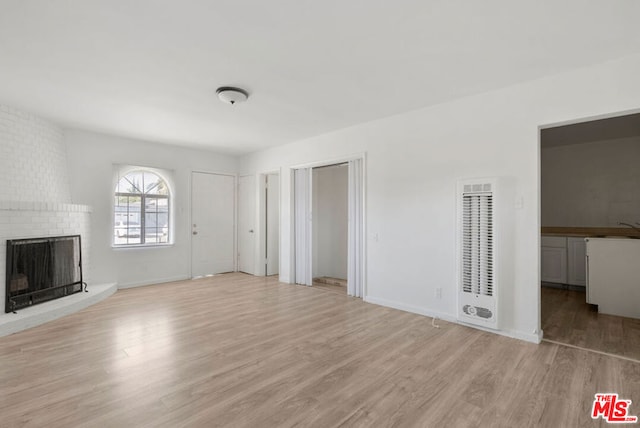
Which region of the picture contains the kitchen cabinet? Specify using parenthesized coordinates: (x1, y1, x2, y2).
(541, 236, 586, 286)
(586, 237, 640, 319)
(541, 236, 567, 284)
(567, 237, 587, 286)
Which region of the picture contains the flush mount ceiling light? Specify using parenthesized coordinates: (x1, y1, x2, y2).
(216, 86, 249, 105)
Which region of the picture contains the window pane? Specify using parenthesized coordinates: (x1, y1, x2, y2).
(156, 197, 169, 209)
(145, 196, 160, 212)
(114, 196, 141, 245)
(116, 172, 143, 194)
(144, 172, 168, 195)
(145, 212, 158, 229)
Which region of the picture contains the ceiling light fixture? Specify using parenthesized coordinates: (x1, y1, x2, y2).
(216, 86, 249, 105)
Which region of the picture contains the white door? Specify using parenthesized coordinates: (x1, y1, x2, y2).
(266, 173, 280, 276)
(191, 172, 235, 277)
(238, 175, 255, 274)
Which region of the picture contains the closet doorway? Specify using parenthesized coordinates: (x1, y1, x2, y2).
(294, 157, 364, 297)
(312, 164, 348, 293)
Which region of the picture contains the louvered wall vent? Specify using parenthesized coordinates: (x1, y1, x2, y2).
(457, 178, 498, 329)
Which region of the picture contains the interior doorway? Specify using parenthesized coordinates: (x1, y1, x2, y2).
(293, 157, 364, 297)
(540, 112, 640, 361)
(312, 164, 348, 294)
(191, 171, 235, 277)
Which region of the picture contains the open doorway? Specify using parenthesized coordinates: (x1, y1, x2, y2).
(293, 157, 364, 297)
(540, 112, 640, 361)
(312, 163, 348, 294)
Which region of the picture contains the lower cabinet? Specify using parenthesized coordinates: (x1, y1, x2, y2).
(541, 235, 586, 286)
(567, 237, 587, 286)
(541, 245, 568, 283)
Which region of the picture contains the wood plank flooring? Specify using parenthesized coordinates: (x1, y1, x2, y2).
(542, 286, 640, 361)
(1, 273, 639, 427)
(312, 277, 347, 295)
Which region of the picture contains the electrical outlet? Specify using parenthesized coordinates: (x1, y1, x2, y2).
(435, 288, 442, 299)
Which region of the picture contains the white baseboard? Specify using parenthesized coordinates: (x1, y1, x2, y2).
(117, 275, 190, 289)
(364, 295, 457, 323)
(364, 295, 542, 344)
(0, 282, 117, 337)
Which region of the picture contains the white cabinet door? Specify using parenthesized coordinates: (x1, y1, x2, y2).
(567, 237, 586, 286)
(541, 246, 568, 283)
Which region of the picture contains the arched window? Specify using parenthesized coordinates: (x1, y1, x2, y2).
(114, 170, 170, 246)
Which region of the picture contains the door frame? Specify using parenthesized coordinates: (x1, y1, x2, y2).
(537, 106, 640, 340)
(259, 171, 280, 276)
(190, 170, 238, 278)
(238, 174, 257, 275)
(290, 153, 367, 296)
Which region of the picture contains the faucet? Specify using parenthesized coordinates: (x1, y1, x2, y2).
(618, 222, 640, 233)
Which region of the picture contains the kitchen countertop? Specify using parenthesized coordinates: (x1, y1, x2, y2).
(541, 227, 640, 238)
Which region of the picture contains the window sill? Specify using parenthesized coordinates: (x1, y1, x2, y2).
(112, 243, 174, 250)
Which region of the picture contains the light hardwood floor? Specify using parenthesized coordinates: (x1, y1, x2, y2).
(312, 277, 347, 295)
(1, 273, 639, 427)
(541, 286, 640, 361)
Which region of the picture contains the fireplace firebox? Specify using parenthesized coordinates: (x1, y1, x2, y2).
(5, 235, 85, 313)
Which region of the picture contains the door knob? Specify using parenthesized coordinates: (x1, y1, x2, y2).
(249, 229, 254, 233)
(193, 231, 198, 235)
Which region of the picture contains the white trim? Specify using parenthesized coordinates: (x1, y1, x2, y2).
(347, 158, 364, 298)
(117, 275, 190, 289)
(111, 243, 173, 250)
(255, 171, 281, 277)
(538, 107, 640, 130)
(294, 168, 313, 285)
(289, 152, 367, 170)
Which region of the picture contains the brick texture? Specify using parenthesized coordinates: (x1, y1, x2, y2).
(0, 104, 71, 203)
(0, 105, 92, 313)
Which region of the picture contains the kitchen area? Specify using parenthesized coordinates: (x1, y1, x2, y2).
(541, 112, 640, 360)
(542, 230, 640, 319)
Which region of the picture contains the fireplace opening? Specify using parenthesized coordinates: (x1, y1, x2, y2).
(5, 235, 84, 313)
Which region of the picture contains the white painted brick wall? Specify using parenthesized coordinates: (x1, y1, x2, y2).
(0, 104, 71, 203)
(0, 105, 93, 318)
(0, 202, 92, 314)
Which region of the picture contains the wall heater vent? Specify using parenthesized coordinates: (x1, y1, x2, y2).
(457, 178, 498, 329)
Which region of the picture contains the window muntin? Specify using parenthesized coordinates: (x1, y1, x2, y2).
(114, 171, 169, 246)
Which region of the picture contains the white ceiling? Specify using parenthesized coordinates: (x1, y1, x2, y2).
(1, 1, 639, 155)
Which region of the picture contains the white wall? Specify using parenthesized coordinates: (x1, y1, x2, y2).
(64, 129, 237, 287)
(240, 53, 640, 343)
(542, 137, 640, 227)
(312, 164, 348, 279)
